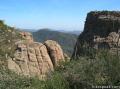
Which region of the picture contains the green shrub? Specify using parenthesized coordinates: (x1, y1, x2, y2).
(44, 72, 69, 89)
(0, 66, 69, 89)
(56, 51, 120, 89)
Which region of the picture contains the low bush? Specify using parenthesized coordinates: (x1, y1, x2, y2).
(56, 51, 120, 89)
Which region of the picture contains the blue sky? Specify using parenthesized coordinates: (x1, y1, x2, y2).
(0, 0, 120, 31)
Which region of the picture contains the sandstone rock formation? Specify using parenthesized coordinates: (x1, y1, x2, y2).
(7, 32, 65, 79)
(72, 11, 120, 58)
(44, 40, 65, 66)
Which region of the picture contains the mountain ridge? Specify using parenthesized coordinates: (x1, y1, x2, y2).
(32, 28, 78, 56)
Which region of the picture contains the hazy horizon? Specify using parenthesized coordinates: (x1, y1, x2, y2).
(0, 0, 120, 31)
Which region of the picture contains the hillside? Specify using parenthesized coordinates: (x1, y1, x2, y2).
(0, 20, 22, 61)
(32, 29, 78, 56)
(58, 30, 81, 35)
(0, 21, 67, 88)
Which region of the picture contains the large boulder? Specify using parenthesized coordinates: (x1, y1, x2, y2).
(8, 41, 54, 79)
(72, 11, 120, 58)
(44, 40, 65, 66)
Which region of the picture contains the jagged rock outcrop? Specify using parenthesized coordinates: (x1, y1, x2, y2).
(7, 32, 65, 79)
(72, 11, 120, 58)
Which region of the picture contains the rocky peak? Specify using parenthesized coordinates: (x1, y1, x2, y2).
(84, 11, 120, 37)
(72, 11, 120, 58)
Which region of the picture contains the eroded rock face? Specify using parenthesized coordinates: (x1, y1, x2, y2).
(72, 11, 120, 58)
(8, 41, 54, 79)
(44, 40, 65, 66)
(93, 32, 120, 54)
(7, 32, 65, 79)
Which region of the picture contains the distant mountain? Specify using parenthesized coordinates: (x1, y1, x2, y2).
(32, 28, 78, 56)
(58, 30, 81, 35)
(66, 31, 81, 35)
(20, 29, 37, 32)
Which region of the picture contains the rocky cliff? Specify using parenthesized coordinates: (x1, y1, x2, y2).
(7, 32, 65, 79)
(72, 11, 120, 58)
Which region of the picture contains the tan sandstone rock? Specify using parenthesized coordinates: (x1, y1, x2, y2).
(7, 32, 65, 79)
(8, 41, 54, 79)
(44, 40, 65, 66)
